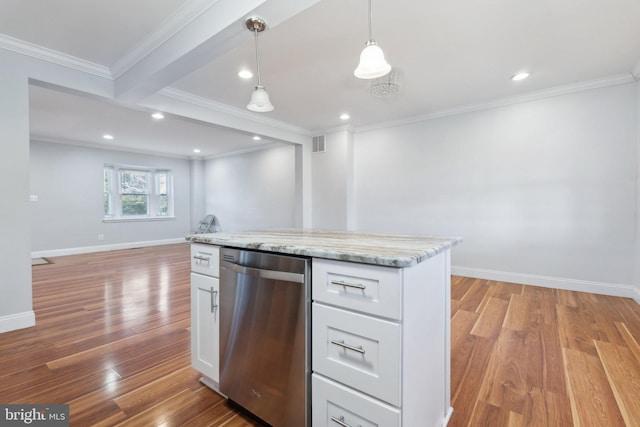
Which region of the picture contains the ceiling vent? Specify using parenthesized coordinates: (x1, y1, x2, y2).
(313, 135, 326, 153)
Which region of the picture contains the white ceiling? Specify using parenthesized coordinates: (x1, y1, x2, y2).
(2, 0, 640, 158)
(28, 84, 281, 158)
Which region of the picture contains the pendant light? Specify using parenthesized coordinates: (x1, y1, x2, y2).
(354, 0, 391, 79)
(246, 17, 274, 112)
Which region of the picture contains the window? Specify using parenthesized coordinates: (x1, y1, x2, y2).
(104, 165, 174, 220)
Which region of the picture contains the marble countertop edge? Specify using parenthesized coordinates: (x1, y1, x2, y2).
(186, 229, 462, 268)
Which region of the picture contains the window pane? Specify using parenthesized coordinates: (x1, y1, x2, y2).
(120, 170, 148, 194)
(157, 172, 168, 195)
(121, 195, 148, 215)
(104, 193, 111, 216)
(158, 195, 168, 216)
(104, 167, 113, 216)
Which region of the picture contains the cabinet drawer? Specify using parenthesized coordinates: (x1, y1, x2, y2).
(312, 304, 401, 406)
(312, 258, 402, 320)
(191, 244, 219, 277)
(312, 374, 400, 427)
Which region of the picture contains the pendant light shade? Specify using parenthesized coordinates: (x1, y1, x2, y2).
(247, 85, 274, 112)
(354, 41, 391, 79)
(246, 17, 274, 112)
(354, 0, 391, 79)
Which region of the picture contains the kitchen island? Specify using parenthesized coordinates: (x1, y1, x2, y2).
(187, 229, 462, 427)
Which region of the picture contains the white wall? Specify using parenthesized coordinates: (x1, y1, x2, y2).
(354, 83, 638, 295)
(204, 144, 297, 232)
(190, 159, 206, 230)
(312, 130, 354, 230)
(635, 80, 640, 303)
(30, 141, 192, 253)
(0, 71, 33, 333)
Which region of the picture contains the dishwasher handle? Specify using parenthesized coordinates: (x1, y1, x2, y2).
(221, 260, 305, 284)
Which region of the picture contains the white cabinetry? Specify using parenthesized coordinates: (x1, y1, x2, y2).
(312, 253, 452, 427)
(190, 244, 221, 391)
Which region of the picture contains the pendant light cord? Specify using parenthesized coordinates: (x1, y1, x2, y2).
(253, 27, 262, 87)
(368, 0, 373, 41)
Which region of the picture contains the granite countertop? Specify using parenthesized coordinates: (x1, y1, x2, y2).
(186, 229, 462, 268)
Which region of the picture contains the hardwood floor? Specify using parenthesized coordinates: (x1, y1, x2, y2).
(449, 276, 640, 427)
(1, 243, 260, 426)
(2, 244, 640, 426)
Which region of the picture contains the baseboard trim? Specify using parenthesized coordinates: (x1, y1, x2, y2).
(31, 238, 187, 258)
(452, 266, 635, 299)
(199, 376, 224, 396)
(633, 286, 640, 305)
(0, 311, 35, 334)
(443, 406, 454, 426)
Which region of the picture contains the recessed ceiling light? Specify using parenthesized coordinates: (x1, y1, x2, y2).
(103, 134, 114, 140)
(511, 72, 530, 81)
(238, 70, 253, 79)
(340, 113, 350, 121)
(151, 112, 165, 120)
(252, 135, 261, 141)
(193, 149, 201, 153)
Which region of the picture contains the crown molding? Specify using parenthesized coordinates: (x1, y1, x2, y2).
(203, 141, 287, 160)
(0, 34, 112, 79)
(31, 132, 282, 160)
(316, 124, 355, 136)
(356, 73, 637, 133)
(159, 87, 313, 136)
(110, 0, 220, 78)
(30, 134, 191, 160)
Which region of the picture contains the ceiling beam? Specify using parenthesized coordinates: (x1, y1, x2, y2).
(139, 88, 311, 145)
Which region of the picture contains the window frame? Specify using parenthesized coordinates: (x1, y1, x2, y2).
(103, 164, 175, 222)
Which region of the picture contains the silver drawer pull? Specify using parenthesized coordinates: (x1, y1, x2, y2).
(331, 280, 366, 290)
(211, 289, 218, 313)
(193, 255, 211, 263)
(331, 339, 365, 355)
(197, 287, 218, 313)
(330, 415, 361, 427)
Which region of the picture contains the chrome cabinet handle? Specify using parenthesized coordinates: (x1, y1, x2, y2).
(330, 415, 361, 427)
(331, 339, 365, 354)
(193, 255, 211, 263)
(197, 286, 218, 313)
(210, 288, 218, 312)
(331, 280, 366, 290)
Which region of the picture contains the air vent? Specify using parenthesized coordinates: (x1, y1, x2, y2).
(313, 135, 326, 153)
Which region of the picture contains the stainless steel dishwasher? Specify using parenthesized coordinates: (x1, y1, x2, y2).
(219, 247, 310, 427)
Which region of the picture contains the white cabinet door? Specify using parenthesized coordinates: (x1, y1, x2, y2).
(190, 272, 220, 383)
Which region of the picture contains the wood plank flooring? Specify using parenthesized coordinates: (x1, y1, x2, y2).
(1, 243, 260, 426)
(449, 276, 640, 427)
(2, 244, 640, 426)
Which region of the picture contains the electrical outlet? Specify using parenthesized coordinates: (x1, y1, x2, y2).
(30, 195, 38, 202)
(98, 234, 104, 241)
